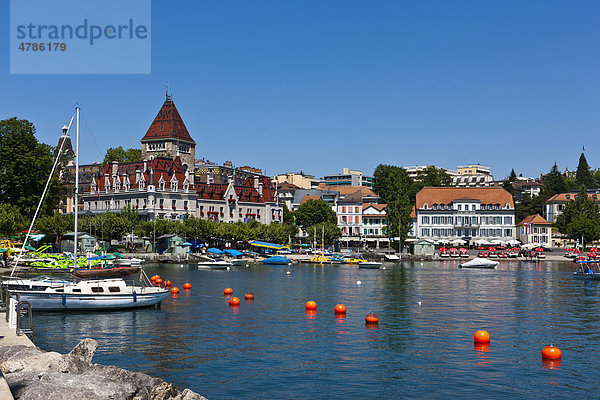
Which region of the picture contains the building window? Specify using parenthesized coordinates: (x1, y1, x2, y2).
(457, 205, 461, 211)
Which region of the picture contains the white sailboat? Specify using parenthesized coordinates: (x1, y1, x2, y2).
(7, 107, 170, 310)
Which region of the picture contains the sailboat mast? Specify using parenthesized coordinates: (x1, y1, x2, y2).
(73, 106, 80, 269)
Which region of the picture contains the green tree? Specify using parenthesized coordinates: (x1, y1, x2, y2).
(294, 199, 336, 229)
(282, 203, 294, 224)
(0, 204, 28, 238)
(0, 118, 62, 217)
(373, 164, 417, 204)
(373, 164, 415, 250)
(306, 222, 342, 246)
(415, 166, 451, 188)
(36, 212, 74, 246)
(555, 187, 600, 243)
(544, 163, 568, 196)
(103, 147, 142, 165)
(576, 153, 594, 189)
(508, 169, 518, 182)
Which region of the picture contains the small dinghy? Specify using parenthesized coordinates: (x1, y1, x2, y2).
(458, 257, 499, 269)
(358, 261, 382, 269)
(198, 259, 232, 270)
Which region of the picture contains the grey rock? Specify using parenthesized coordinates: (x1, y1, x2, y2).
(16, 371, 139, 400)
(0, 339, 208, 400)
(51, 338, 98, 374)
(150, 382, 177, 399)
(0, 347, 62, 374)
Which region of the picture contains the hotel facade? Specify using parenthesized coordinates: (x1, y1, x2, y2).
(414, 187, 516, 243)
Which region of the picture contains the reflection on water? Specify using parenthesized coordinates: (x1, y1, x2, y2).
(32, 260, 600, 399)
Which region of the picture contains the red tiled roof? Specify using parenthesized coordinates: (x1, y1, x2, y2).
(517, 214, 551, 226)
(362, 203, 386, 211)
(318, 183, 377, 198)
(195, 176, 277, 204)
(141, 98, 196, 144)
(416, 187, 514, 209)
(546, 193, 600, 202)
(300, 195, 320, 205)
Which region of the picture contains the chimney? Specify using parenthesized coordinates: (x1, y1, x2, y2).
(135, 169, 141, 183)
(254, 177, 259, 190)
(112, 161, 118, 176)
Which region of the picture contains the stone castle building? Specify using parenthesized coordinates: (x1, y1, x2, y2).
(82, 94, 282, 223)
(140, 94, 196, 172)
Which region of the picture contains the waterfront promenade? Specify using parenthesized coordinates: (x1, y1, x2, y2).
(0, 317, 34, 400)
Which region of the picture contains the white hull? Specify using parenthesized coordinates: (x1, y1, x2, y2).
(10, 289, 169, 310)
(229, 259, 247, 266)
(358, 262, 382, 269)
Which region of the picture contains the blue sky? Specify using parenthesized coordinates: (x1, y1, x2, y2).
(1, 0, 599, 179)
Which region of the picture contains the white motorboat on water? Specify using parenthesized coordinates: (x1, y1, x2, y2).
(1, 275, 72, 292)
(358, 261, 383, 269)
(9, 278, 170, 310)
(198, 259, 233, 269)
(458, 258, 499, 269)
(229, 259, 247, 267)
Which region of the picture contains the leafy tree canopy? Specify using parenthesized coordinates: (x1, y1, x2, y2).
(294, 199, 336, 229)
(103, 146, 142, 165)
(414, 166, 451, 188)
(0, 118, 62, 217)
(555, 187, 600, 243)
(306, 221, 342, 246)
(0, 203, 28, 238)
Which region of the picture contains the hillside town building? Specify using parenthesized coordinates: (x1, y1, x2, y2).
(544, 192, 600, 223)
(414, 187, 516, 244)
(516, 214, 552, 246)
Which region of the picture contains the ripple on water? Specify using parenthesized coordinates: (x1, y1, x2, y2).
(31, 260, 600, 399)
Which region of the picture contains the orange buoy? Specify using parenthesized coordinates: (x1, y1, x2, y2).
(542, 345, 561, 360)
(224, 287, 233, 295)
(245, 292, 255, 300)
(183, 282, 191, 290)
(170, 287, 179, 294)
(365, 313, 379, 324)
(474, 330, 491, 344)
(150, 275, 157, 282)
(164, 280, 171, 287)
(229, 296, 240, 306)
(156, 278, 163, 285)
(305, 300, 317, 311)
(334, 304, 347, 315)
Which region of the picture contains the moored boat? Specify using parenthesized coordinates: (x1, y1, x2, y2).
(198, 259, 232, 269)
(262, 256, 292, 265)
(9, 278, 170, 310)
(458, 258, 499, 269)
(358, 261, 382, 269)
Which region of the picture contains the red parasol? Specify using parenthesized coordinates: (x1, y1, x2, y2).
(488, 247, 496, 251)
(449, 248, 458, 252)
(590, 248, 599, 252)
(459, 248, 467, 252)
(439, 247, 448, 252)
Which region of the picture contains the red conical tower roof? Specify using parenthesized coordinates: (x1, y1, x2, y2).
(141, 95, 196, 144)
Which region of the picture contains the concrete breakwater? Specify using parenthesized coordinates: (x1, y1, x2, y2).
(0, 329, 207, 400)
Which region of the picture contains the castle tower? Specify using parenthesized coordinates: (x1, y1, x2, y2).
(141, 93, 196, 172)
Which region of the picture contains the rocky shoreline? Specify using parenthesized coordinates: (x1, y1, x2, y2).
(0, 339, 206, 400)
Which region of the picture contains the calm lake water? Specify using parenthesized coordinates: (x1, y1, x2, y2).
(32, 260, 600, 399)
